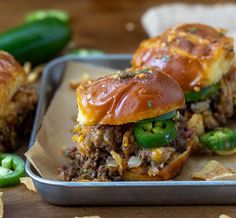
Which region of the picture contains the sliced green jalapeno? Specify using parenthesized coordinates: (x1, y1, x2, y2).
(185, 83, 220, 102)
(200, 128, 236, 153)
(139, 111, 177, 123)
(0, 154, 25, 187)
(134, 120, 177, 148)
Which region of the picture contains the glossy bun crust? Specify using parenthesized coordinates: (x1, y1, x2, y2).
(0, 51, 27, 116)
(132, 23, 234, 92)
(124, 146, 191, 181)
(77, 68, 185, 125)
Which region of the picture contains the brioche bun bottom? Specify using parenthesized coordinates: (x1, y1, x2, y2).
(123, 146, 191, 181)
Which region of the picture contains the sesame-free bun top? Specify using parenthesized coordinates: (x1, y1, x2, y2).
(0, 51, 27, 116)
(77, 68, 185, 126)
(132, 23, 234, 92)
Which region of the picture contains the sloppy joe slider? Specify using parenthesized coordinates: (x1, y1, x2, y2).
(132, 23, 236, 155)
(0, 51, 37, 151)
(59, 68, 193, 181)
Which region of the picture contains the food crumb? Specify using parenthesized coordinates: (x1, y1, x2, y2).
(125, 22, 135, 32)
(23, 62, 32, 74)
(69, 80, 81, 90)
(193, 86, 201, 92)
(20, 177, 37, 193)
(27, 64, 45, 83)
(191, 160, 233, 180)
(70, 73, 92, 89)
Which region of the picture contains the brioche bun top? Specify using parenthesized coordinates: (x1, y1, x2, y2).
(132, 23, 234, 92)
(77, 68, 184, 125)
(0, 51, 27, 117)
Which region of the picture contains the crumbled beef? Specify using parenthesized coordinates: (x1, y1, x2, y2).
(59, 124, 132, 181)
(171, 115, 193, 152)
(80, 124, 129, 153)
(59, 116, 191, 181)
(190, 100, 210, 113)
(185, 69, 236, 131)
(202, 110, 219, 130)
(0, 85, 37, 151)
(214, 70, 236, 123)
(180, 68, 236, 155)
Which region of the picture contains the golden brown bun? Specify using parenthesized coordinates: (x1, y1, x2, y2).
(0, 51, 27, 116)
(132, 23, 234, 92)
(77, 68, 185, 125)
(123, 146, 191, 181)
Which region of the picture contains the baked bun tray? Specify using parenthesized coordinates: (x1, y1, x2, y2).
(26, 54, 236, 205)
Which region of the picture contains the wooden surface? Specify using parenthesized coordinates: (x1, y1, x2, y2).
(1, 0, 236, 217)
(0, 0, 233, 53)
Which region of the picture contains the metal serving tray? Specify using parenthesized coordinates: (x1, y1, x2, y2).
(26, 54, 236, 205)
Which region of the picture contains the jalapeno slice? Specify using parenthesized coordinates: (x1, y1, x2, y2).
(0, 154, 25, 187)
(185, 83, 220, 102)
(139, 111, 177, 123)
(200, 128, 236, 152)
(134, 120, 177, 148)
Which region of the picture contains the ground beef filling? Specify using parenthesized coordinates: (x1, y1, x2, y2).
(181, 69, 236, 154)
(58, 116, 192, 181)
(184, 69, 236, 131)
(0, 85, 37, 151)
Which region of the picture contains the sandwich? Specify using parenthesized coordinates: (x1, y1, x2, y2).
(0, 51, 37, 151)
(132, 23, 236, 154)
(59, 68, 193, 181)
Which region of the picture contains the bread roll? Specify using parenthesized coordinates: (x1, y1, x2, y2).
(132, 23, 234, 92)
(124, 146, 191, 181)
(77, 68, 184, 125)
(0, 51, 27, 116)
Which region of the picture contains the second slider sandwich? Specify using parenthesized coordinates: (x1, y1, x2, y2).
(132, 23, 236, 154)
(59, 68, 193, 181)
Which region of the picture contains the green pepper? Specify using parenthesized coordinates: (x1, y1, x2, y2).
(185, 83, 220, 102)
(134, 120, 177, 148)
(0, 154, 25, 187)
(200, 128, 236, 153)
(138, 111, 177, 123)
(25, 9, 70, 24)
(0, 18, 71, 65)
(69, 49, 105, 57)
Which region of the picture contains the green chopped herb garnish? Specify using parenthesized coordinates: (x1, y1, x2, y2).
(162, 55, 171, 63)
(219, 31, 226, 37)
(187, 27, 197, 33)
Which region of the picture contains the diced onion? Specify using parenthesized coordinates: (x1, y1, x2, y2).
(128, 156, 142, 168)
(106, 159, 118, 167)
(148, 161, 160, 176)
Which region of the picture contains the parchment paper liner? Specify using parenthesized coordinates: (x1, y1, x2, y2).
(25, 62, 236, 181)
